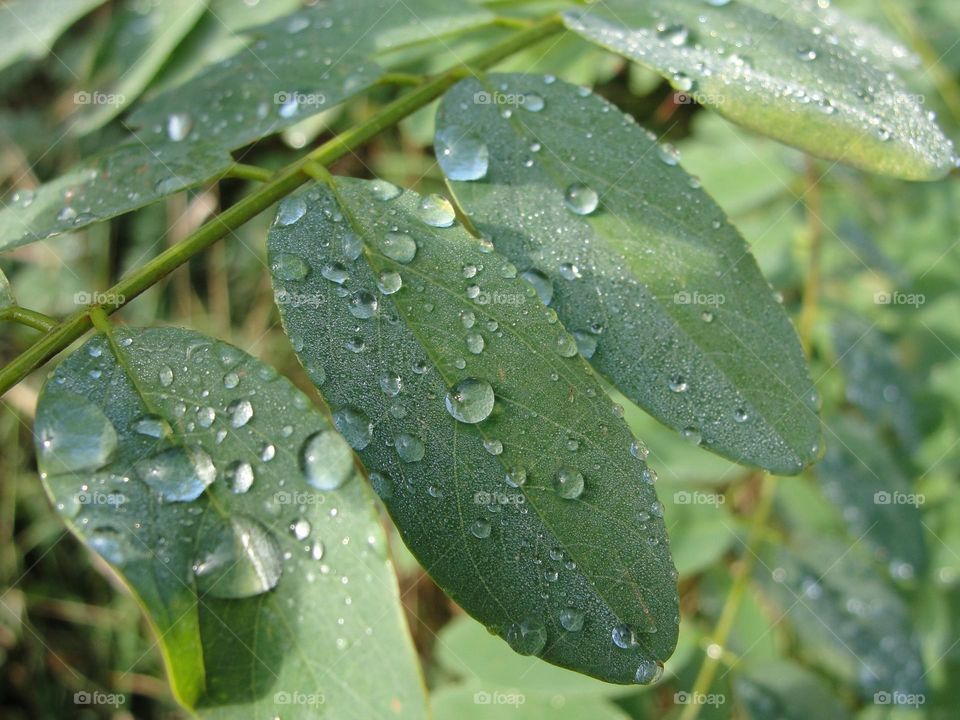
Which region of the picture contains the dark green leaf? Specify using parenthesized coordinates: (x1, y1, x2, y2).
(69, 0, 206, 134)
(435, 74, 819, 474)
(0, 141, 232, 251)
(0, 0, 107, 71)
(757, 537, 925, 699)
(816, 414, 927, 576)
(267, 178, 679, 684)
(562, 0, 955, 180)
(35, 327, 427, 718)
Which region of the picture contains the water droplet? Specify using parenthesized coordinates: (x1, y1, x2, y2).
(377, 271, 402, 295)
(395, 433, 425, 463)
(470, 519, 492, 538)
(291, 518, 311, 541)
(348, 291, 378, 319)
(35, 393, 118, 475)
(554, 466, 584, 499)
(417, 194, 455, 227)
(797, 47, 818, 61)
(333, 407, 373, 450)
(435, 126, 489, 181)
(505, 466, 527, 487)
(302, 430, 354, 490)
(158, 365, 174, 387)
(465, 331, 485, 354)
(445, 378, 495, 423)
(564, 183, 599, 215)
(271, 253, 310, 281)
(573, 331, 597, 359)
(230, 399, 254, 428)
(631, 440, 649, 460)
(483, 439, 503, 455)
(734, 407, 749, 423)
(370, 180, 401, 201)
(321, 262, 349, 284)
(227, 461, 255, 494)
(166, 112, 192, 141)
(658, 143, 681, 166)
(57, 206, 77, 223)
(193, 515, 282, 598)
(658, 23, 689, 46)
(669, 374, 688, 393)
(506, 618, 546, 655)
(556, 332, 579, 358)
(680, 427, 702, 445)
(635, 659, 663, 684)
(380, 232, 417, 263)
(521, 269, 553, 305)
(276, 196, 307, 226)
(612, 623, 636, 649)
(136, 446, 215, 502)
(131, 414, 170, 439)
(560, 607, 584, 632)
(523, 93, 545, 112)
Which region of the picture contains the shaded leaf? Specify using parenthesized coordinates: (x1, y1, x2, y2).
(34, 327, 427, 718)
(757, 537, 925, 699)
(267, 178, 679, 684)
(69, 0, 206, 134)
(562, 0, 955, 180)
(431, 685, 630, 720)
(436, 74, 819, 474)
(736, 658, 850, 720)
(816, 414, 926, 576)
(0, 267, 12, 308)
(0, 141, 232, 251)
(0, 0, 107, 71)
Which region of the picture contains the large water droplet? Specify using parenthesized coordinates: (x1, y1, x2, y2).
(417, 194, 456, 227)
(470, 519, 492, 538)
(506, 618, 547, 655)
(395, 433, 425, 463)
(521, 269, 554, 305)
(193, 515, 282, 598)
(166, 113, 192, 142)
(276, 196, 307, 226)
(523, 93, 545, 112)
(445, 378, 495, 423)
(36, 393, 118, 475)
(271, 253, 310, 281)
(564, 183, 599, 215)
(229, 399, 254, 428)
(612, 623, 636, 649)
(333, 407, 373, 450)
(554, 466, 585, 499)
(380, 232, 417, 263)
(465, 331, 485, 354)
(302, 430, 354, 490)
(635, 659, 663, 684)
(227, 461, 255, 494)
(560, 607, 585, 632)
(348, 291, 378, 319)
(377, 271, 402, 295)
(370, 180, 401, 201)
(436, 126, 489, 181)
(136, 446, 215, 502)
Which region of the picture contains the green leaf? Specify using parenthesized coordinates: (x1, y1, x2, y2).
(127, 0, 492, 152)
(69, 0, 207, 134)
(435, 74, 819, 474)
(0, 0, 107, 72)
(431, 685, 631, 720)
(0, 141, 232, 251)
(0, 267, 13, 308)
(267, 178, 679, 685)
(34, 326, 427, 719)
(735, 658, 850, 720)
(757, 537, 925, 699)
(815, 414, 927, 576)
(562, 0, 956, 180)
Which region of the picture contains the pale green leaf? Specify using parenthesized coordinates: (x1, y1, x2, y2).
(436, 74, 820, 474)
(267, 178, 679, 684)
(0, 0, 107, 71)
(562, 0, 955, 180)
(34, 327, 427, 719)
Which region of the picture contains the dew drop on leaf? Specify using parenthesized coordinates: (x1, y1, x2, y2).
(193, 515, 283, 599)
(35, 392, 118, 475)
(563, 183, 599, 215)
(435, 126, 489, 181)
(444, 378, 495, 423)
(417, 194, 456, 227)
(332, 406, 373, 450)
(135, 446, 215, 502)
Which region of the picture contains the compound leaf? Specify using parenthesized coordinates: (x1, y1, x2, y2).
(436, 74, 819, 474)
(34, 326, 427, 719)
(563, 0, 955, 180)
(0, 0, 107, 72)
(267, 177, 679, 684)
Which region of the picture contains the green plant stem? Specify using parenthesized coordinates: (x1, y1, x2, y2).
(0, 15, 563, 397)
(220, 163, 274, 182)
(678, 474, 778, 720)
(798, 158, 823, 352)
(0, 307, 58, 332)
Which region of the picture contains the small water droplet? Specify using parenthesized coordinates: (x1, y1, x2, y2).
(276, 196, 307, 226)
(560, 607, 584, 632)
(230, 399, 254, 428)
(333, 407, 373, 450)
(435, 126, 489, 181)
(394, 433, 425, 463)
(554, 466, 584, 499)
(417, 194, 456, 227)
(470, 519, 492, 538)
(564, 183, 599, 215)
(271, 253, 310, 281)
(445, 378, 495, 423)
(523, 93, 545, 112)
(166, 112, 192, 141)
(505, 618, 546, 655)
